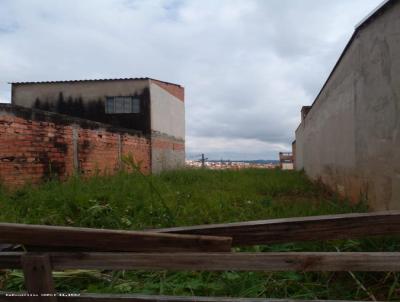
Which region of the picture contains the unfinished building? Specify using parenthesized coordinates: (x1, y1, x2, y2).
(0, 78, 185, 186)
(294, 0, 400, 210)
(279, 152, 294, 170)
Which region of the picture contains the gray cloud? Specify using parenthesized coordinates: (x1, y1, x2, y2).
(0, 0, 383, 159)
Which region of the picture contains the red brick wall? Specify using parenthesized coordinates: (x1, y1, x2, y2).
(0, 105, 150, 187)
(121, 134, 150, 172)
(152, 137, 185, 151)
(78, 128, 150, 175)
(151, 80, 184, 102)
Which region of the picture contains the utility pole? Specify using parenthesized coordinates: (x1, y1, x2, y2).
(197, 153, 208, 168)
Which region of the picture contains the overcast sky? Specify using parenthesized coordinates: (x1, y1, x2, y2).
(0, 0, 383, 160)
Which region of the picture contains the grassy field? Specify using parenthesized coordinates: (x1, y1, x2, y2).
(0, 168, 399, 300)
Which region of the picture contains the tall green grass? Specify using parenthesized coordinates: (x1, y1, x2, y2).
(0, 169, 365, 228)
(0, 168, 399, 300)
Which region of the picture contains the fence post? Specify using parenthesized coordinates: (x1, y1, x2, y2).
(21, 253, 57, 302)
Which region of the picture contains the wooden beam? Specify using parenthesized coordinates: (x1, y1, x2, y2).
(54, 293, 376, 302)
(154, 211, 400, 246)
(0, 223, 232, 253)
(2, 252, 400, 272)
(50, 252, 400, 271)
(0, 252, 21, 269)
(21, 253, 57, 302)
(0, 293, 368, 302)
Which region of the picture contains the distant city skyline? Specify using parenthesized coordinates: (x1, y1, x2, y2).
(186, 152, 280, 161)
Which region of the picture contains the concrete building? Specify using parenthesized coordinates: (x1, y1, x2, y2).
(11, 77, 185, 173)
(294, 0, 400, 210)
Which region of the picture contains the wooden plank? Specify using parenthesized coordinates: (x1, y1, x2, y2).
(21, 253, 57, 302)
(49, 252, 400, 271)
(2, 252, 400, 272)
(0, 293, 366, 302)
(0, 252, 21, 269)
(56, 293, 372, 302)
(0, 223, 232, 252)
(154, 211, 400, 246)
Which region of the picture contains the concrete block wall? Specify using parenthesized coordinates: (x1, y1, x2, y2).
(0, 104, 150, 187)
(295, 1, 400, 210)
(11, 79, 151, 134)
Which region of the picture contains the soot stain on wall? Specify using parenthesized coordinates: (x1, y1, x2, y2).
(39, 126, 69, 180)
(33, 88, 151, 134)
(37, 151, 65, 180)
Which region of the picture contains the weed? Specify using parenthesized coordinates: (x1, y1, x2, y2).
(0, 169, 398, 300)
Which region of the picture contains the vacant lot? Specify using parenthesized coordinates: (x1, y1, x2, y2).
(0, 169, 399, 300)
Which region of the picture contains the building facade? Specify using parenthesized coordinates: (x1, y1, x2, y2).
(294, 0, 400, 210)
(0, 78, 185, 186)
(11, 77, 185, 174)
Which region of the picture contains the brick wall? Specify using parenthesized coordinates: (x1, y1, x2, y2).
(150, 79, 184, 102)
(152, 137, 185, 151)
(0, 104, 150, 187)
(151, 134, 185, 173)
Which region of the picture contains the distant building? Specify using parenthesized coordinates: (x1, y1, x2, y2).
(11, 77, 185, 173)
(185, 160, 278, 170)
(291, 140, 296, 170)
(279, 152, 294, 170)
(294, 0, 400, 210)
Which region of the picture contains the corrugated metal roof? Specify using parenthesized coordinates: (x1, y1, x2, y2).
(10, 77, 182, 87)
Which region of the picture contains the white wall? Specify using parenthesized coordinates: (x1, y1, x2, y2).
(282, 163, 294, 170)
(150, 82, 185, 140)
